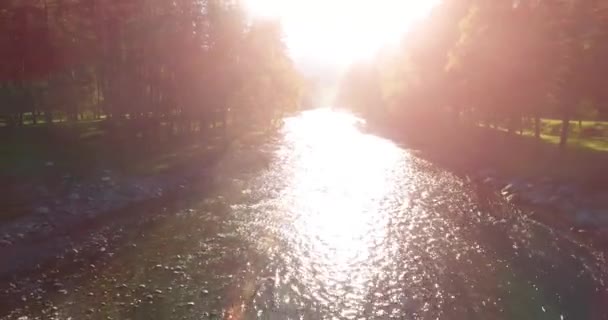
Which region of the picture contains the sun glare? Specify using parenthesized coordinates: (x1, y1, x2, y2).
(243, 0, 441, 66)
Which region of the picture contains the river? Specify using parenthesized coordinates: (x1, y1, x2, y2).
(2, 109, 608, 319)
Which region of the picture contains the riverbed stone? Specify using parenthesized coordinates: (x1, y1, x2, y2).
(575, 209, 598, 228)
(482, 177, 496, 185)
(35, 207, 50, 214)
(505, 193, 520, 204)
(477, 168, 497, 178)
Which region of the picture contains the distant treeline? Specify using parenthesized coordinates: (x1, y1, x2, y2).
(0, 0, 302, 138)
(338, 0, 608, 148)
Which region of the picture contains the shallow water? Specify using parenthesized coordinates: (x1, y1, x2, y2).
(3, 109, 608, 320)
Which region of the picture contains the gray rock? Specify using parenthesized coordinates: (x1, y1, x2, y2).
(35, 207, 50, 214)
(0, 239, 12, 247)
(477, 168, 497, 178)
(576, 209, 593, 221)
(556, 184, 577, 196)
(573, 209, 608, 228)
(483, 177, 496, 185)
(506, 193, 520, 204)
(556, 200, 577, 213)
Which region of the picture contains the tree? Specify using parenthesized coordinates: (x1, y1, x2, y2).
(0, 0, 302, 139)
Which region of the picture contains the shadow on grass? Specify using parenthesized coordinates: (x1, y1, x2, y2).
(0, 122, 229, 179)
(370, 121, 608, 188)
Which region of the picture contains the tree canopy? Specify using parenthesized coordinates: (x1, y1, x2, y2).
(338, 0, 608, 148)
(0, 0, 302, 138)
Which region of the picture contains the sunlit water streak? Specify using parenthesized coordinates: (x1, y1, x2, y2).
(3, 109, 608, 320)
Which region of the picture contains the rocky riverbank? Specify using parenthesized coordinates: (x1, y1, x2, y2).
(471, 167, 608, 249)
(0, 137, 273, 279)
(0, 169, 211, 249)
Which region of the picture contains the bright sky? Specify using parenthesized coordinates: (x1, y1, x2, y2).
(243, 0, 441, 66)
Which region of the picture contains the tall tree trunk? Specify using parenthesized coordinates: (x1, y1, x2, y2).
(559, 114, 571, 149)
(45, 111, 52, 125)
(534, 114, 541, 139)
(7, 114, 15, 127)
(507, 116, 516, 134)
(518, 117, 524, 135)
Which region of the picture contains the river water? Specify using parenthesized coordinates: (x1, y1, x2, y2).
(2, 109, 608, 319)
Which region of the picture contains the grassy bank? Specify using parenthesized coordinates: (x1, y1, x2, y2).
(521, 119, 608, 152)
(0, 120, 276, 223)
(385, 119, 608, 187)
(0, 121, 229, 179)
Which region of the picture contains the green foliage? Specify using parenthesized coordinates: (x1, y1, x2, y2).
(0, 0, 302, 137)
(338, 0, 608, 149)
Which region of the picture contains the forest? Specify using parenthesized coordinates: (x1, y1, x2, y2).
(338, 0, 608, 150)
(0, 0, 302, 140)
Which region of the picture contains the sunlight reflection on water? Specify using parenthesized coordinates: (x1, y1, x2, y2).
(243, 108, 607, 319)
(258, 109, 415, 317)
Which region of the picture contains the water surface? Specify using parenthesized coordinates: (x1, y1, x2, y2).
(3, 109, 607, 320)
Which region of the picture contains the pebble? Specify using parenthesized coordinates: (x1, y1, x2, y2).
(35, 207, 50, 214)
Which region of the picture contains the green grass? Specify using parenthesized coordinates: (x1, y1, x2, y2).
(518, 119, 608, 152)
(0, 120, 275, 222)
(0, 121, 226, 179)
(397, 120, 608, 185)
